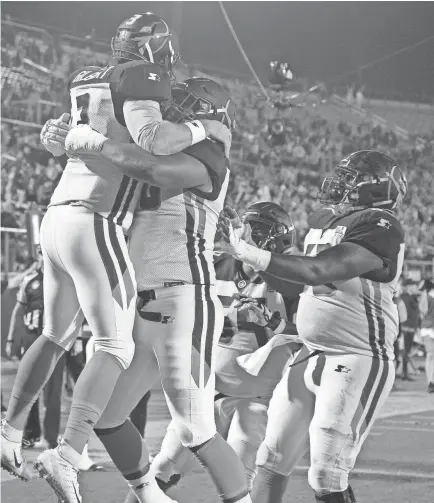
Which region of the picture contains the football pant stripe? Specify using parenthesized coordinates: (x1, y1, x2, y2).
(350, 356, 381, 442)
(360, 359, 392, 439)
(108, 221, 136, 309)
(373, 283, 388, 360)
(94, 214, 119, 294)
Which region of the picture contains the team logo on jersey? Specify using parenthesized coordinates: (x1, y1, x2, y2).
(30, 280, 40, 290)
(237, 280, 247, 289)
(334, 364, 351, 373)
(335, 226, 347, 237)
(377, 218, 392, 229)
(148, 72, 160, 81)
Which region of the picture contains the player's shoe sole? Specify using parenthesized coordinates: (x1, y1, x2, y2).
(1, 457, 31, 481)
(34, 459, 81, 503)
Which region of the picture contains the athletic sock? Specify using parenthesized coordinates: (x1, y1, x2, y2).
(190, 433, 251, 503)
(250, 466, 289, 503)
(5, 336, 64, 431)
(63, 351, 123, 455)
(95, 420, 171, 503)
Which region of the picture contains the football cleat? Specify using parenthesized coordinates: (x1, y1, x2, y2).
(0, 428, 31, 481)
(34, 448, 82, 503)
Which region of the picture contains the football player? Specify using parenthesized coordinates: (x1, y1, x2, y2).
(1, 13, 230, 503)
(48, 78, 254, 503)
(218, 151, 407, 503)
(147, 202, 302, 494)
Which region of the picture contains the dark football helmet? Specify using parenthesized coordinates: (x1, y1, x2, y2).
(242, 202, 296, 254)
(318, 150, 407, 210)
(111, 13, 180, 72)
(162, 77, 236, 131)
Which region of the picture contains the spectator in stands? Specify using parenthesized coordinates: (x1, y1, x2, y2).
(399, 279, 423, 381)
(420, 280, 434, 393)
(5, 248, 64, 449)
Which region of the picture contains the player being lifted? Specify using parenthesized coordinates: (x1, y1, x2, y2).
(44, 78, 255, 503)
(218, 151, 408, 503)
(148, 202, 302, 494)
(1, 13, 230, 503)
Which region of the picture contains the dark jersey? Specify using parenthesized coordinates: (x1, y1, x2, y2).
(51, 60, 170, 231)
(17, 269, 44, 334)
(298, 207, 405, 360)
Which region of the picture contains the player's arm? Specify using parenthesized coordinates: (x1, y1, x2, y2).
(98, 138, 210, 189)
(258, 272, 305, 300)
(124, 100, 231, 157)
(220, 212, 403, 286)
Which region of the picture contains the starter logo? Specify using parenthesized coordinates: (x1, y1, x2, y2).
(335, 365, 351, 373)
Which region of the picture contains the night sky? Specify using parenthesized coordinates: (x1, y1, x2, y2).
(3, 2, 434, 97)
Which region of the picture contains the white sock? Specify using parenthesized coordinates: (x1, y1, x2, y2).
(57, 438, 82, 469)
(1, 421, 23, 443)
(128, 472, 175, 503)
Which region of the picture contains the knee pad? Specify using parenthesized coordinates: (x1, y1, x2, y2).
(94, 339, 135, 370)
(314, 486, 356, 503)
(256, 442, 290, 476)
(171, 417, 216, 448)
(308, 462, 350, 496)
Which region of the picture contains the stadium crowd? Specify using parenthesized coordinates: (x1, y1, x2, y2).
(1, 19, 434, 271)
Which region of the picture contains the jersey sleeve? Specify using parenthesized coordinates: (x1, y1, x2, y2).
(184, 139, 228, 200)
(342, 211, 405, 281)
(115, 61, 171, 103)
(16, 278, 29, 305)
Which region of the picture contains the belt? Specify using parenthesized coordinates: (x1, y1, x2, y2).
(136, 283, 186, 324)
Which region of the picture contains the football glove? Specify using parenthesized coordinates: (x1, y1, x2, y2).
(65, 125, 108, 155)
(40, 113, 71, 157)
(235, 295, 273, 327)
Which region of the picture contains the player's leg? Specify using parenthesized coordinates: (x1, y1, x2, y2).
(225, 396, 269, 491)
(306, 353, 395, 502)
(95, 318, 175, 503)
(1, 208, 82, 481)
(251, 346, 315, 503)
(54, 210, 137, 462)
(154, 285, 252, 503)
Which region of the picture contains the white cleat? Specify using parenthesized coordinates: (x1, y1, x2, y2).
(34, 448, 82, 503)
(1, 424, 31, 481)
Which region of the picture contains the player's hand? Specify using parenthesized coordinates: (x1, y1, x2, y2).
(5, 340, 12, 359)
(217, 213, 249, 259)
(201, 119, 232, 158)
(40, 113, 71, 157)
(234, 295, 273, 326)
(222, 206, 255, 245)
(65, 125, 108, 155)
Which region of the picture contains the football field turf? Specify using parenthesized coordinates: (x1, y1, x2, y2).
(2, 358, 434, 503)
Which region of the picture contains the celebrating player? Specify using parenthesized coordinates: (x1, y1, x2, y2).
(148, 202, 302, 493)
(1, 13, 230, 503)
(219, 151, 407, 503)
(50, 78, 255, 503)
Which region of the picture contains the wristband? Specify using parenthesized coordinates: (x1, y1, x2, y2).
(238, 242, 271, 272)
(184, 120, 207, 145)
(267, 311, 285, 333)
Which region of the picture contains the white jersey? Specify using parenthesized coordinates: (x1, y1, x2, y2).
(297, 207, 405, 360)
(129, 140, 230, 289)
(50, 61, 171, 232)
(214, 255, 294, 399)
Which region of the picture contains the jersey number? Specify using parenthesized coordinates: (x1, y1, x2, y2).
(71, 92, 90, 126)
(138, 183, 161, 211)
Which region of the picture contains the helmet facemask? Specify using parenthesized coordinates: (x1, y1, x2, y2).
(244, 218, 295, 254)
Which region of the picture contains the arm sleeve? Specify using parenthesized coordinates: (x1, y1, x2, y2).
(123, 99, 163, 153)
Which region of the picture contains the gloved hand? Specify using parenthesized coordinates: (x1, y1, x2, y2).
(65, 124, 108, 155)
(40, 113, 71, 157)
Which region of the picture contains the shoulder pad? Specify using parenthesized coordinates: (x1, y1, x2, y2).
(347, 208, 404, 238)
(307, 208, 335, 229)
(113, 60, 171, 103)
(68, 66, 104, 89)
(186, 139, 228, 201)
